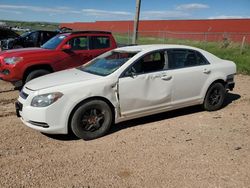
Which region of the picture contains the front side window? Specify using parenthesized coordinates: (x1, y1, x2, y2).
(67, 37, 88, 50)
(128, 51, 166, 75)
(78, 51, 138, 76)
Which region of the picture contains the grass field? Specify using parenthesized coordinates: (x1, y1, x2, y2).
(114, 34, 250, 75)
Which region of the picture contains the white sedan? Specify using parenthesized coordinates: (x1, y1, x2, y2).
(16, 45, 236, 140)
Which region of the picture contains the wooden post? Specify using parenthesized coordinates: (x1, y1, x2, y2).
(240, 36, 246, 54)
(132, 0, 141, 44)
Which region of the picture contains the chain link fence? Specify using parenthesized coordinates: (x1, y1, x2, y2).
(112, 30, 250, 48)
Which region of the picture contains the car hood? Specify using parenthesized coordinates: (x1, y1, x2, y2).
(25, 68, 102, 91)
(0, 47, 51, 57)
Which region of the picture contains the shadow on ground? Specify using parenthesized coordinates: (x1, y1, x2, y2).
(42, 132, 80, 141)
(44, 92, 241, 141)
(223, 92, 241, 107)
(109, 92, 241, 135)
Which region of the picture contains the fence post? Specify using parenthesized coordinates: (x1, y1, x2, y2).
(128, 29, 130, 45)
(240, 36, 246, 54)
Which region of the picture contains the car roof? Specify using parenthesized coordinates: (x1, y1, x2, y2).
(115, 44, 221, 63)
(61, 31, 111, 35)
(115, 44, 204, 53)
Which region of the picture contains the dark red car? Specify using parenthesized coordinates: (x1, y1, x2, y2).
(0, 31, 117, 87)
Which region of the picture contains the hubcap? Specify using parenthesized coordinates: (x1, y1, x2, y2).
(81, 108, 105, 132)
(208, 88, 221, 106)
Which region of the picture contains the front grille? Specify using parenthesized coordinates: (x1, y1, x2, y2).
(20, 90, 29, 99)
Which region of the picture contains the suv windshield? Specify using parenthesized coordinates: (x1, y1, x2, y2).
(41, 35, 66, 49)
(79, 51, 138, 76)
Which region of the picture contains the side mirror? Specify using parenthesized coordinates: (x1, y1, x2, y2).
(62, 44, 71, 50)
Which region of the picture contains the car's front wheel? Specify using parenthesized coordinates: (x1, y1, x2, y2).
(70, 100, 113, 140)
(203, 82, 226, 111)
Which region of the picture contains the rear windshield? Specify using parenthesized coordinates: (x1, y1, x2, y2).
(41, 35, 66, 49)
(78, 51, 138, 76)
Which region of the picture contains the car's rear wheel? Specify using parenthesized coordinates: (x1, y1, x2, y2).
(70, 100, 113, 140)
(25, 69, 50, 83)
(203, 82, 226, 111)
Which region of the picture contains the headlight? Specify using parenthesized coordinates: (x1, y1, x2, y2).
(31, 92, 63, 107)
(4, 57, 23, 65)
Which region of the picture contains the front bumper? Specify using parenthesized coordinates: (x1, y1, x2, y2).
(15, 87, 69, 134)
(0, 66, 20, 82)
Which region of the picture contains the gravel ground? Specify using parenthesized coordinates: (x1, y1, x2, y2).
(0, 75, 249, 188)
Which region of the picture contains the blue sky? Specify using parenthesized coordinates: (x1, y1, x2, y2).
(0, 0, 249, 23)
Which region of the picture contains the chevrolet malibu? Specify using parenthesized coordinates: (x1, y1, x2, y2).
(16, 45, 236, 140)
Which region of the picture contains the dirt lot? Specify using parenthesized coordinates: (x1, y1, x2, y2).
(0, 75, 249, 188)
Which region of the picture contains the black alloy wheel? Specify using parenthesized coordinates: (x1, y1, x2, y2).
(71, 100, 113, 140)
(203, 82, 226, 111)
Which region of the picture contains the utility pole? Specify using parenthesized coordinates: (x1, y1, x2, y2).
(132, 0, 141, 44)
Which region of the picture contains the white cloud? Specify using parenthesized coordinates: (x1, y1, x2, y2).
(176, 3, 209, 11)
(81, 9, 132, 17)
(140, 3, 209, 20)
(0, 4, 81, 14)
(0, 8, 22, 14)
(141, 10, 189, 19)
(0, 4, 133, 20)
(208, 15, 250, 19)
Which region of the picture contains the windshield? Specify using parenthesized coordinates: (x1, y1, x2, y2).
(78, 51, 138, 76)
(41, 35, 66, 49)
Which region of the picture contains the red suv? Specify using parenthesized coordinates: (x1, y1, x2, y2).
(0, 31, 117, 87)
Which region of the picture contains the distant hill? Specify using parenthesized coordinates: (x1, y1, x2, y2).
(0, 20, 59, 32)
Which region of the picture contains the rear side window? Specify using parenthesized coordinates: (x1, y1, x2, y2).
(168, 49, 209, 69)
(90, 36, 110, 49)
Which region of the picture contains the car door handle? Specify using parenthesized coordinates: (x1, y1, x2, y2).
(161, 75, 172, 81)
(203, 69, 211, 74)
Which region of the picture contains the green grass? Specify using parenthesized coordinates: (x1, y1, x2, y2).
(114, 34, 250, 75)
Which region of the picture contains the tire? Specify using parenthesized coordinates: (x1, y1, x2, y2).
(25, 69, 50, 83)
(71, 100, 113, 140)
(203, 82, 226, 111)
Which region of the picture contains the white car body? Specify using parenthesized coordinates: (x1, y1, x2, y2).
(16, 44, 236, 135)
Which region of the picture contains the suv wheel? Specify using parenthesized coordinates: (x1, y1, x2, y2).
(25, 69, 50, 83)
(203, 82, 226, 111)
(71, 100, 113, 140)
